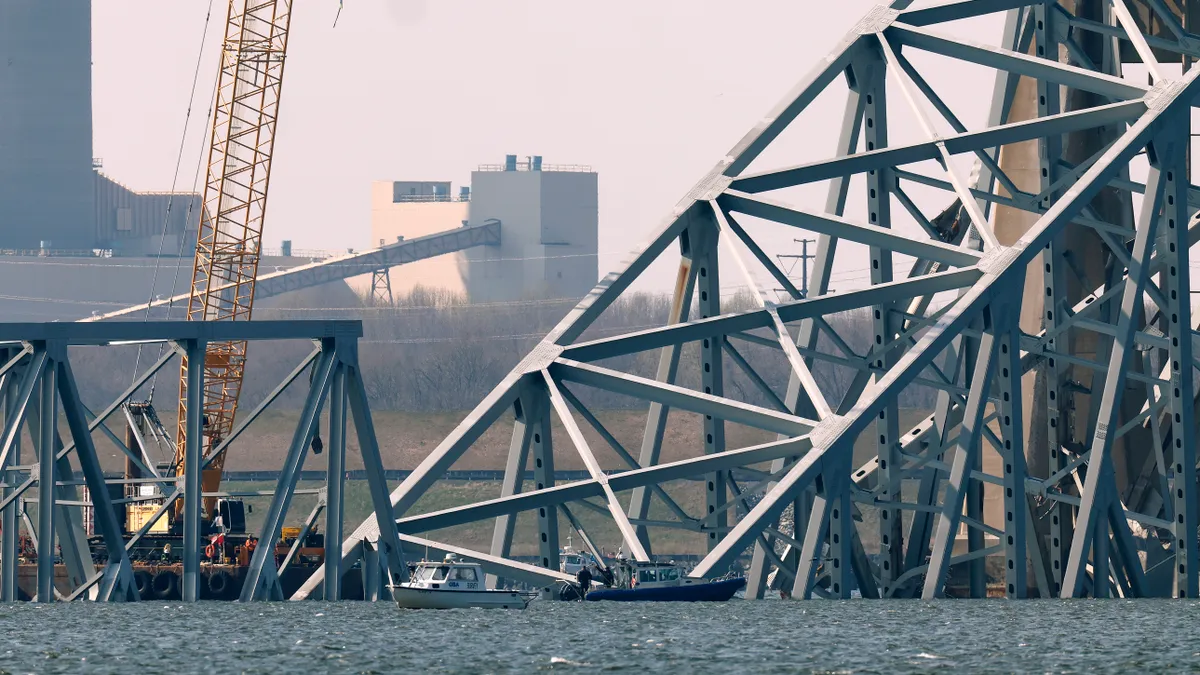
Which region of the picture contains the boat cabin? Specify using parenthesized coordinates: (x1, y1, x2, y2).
(560, 550, 596, 576)
(612, 560, 698, 589)
(559, 537, 596, 576)
(404, 555, 483, 591)
(633, 564, 683, 587)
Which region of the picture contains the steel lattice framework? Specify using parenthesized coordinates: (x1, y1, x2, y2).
(303, 0, 1200, 601)
(0, 320, 410, 603)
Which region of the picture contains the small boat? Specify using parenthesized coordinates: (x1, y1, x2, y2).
(586, 560, 745, 602)
(559, 536, 598, 577)
(390, 554, 536, 609)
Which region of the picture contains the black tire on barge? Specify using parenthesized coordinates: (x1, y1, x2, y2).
(152, 570, 179, 600)
(206, 570, 232, 599)
(134, 570, 153, 600)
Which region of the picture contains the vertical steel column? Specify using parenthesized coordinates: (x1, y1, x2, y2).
(324, 362, 347, 600)
(959, 321, 988, 598)
(995, 301, 1028, 598)
(923, 323, 999, 599)
(24, 380, 91, 595)
(967, 410, 986, 597)
(826, 469, 853, 599)
(1034, 2, 1070, 597)
(791, 493, 829, 599)
(182, 338, 206, 602)
(788, 490, 812, 589)
(0, 352, 19, 602)
(696, 222, 726, 551)
(487, 390, 534, 589)
(1, 352, 44, 602)
(1093, 522, 1110, 598)
(1061, 140, 1168, 598)
(1162, 134, 1197, 598)
(531, 385, 558, 570)
(35, 348, 56, 602)
(864, 47, 902, 597)
(627, 241, 700, 552)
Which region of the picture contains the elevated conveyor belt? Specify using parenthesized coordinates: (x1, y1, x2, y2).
(86, 220, 501, 322)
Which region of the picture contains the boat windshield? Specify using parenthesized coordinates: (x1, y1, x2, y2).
(416, 565, 451, 581)
(564, 555, 582, 566)
(635, 566, 681, 584)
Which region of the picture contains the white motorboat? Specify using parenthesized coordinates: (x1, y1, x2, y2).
(390, 554, 536, 609)
(558, 536, 597, 577)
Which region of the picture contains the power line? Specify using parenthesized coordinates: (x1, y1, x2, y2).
(0, 248, 618, 270)
(130, 0, 219, 391)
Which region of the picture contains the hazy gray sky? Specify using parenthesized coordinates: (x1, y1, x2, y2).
(91, 1, 1006, 293)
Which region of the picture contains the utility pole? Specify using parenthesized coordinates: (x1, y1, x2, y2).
(797, 238, 813, 297)
(775, 238, 817, 298)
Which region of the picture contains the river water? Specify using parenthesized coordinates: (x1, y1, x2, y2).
(0, 598, 1195, 673)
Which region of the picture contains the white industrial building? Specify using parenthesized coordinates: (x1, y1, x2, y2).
(370, 156, 599, 303)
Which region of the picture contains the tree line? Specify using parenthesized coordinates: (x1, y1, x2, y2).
(67, 285, 941, 415)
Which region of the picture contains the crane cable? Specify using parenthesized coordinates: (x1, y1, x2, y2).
(128, 0, 219, 401)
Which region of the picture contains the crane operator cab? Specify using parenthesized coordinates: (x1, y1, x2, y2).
(209, 498, 247, 535)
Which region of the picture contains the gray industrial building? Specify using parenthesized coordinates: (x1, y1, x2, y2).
(371, 155, 599, 304)
(0, 0, 96, 251)
(464, 156, 599, 303)
(0, 0, 202, 255)
(93, 172, 202, 257)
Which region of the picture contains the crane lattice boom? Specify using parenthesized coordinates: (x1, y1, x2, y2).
(177, 0, 293, 516)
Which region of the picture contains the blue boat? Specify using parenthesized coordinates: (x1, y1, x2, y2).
(584, 561, 745, 602)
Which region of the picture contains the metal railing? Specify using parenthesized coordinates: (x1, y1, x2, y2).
(476, 162, 593, 173)
(258, 246, 338, 259)
(0, 248, 114, 258)
(392, 194, 470, 203)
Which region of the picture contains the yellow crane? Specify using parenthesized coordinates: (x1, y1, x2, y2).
(176, 0, 293, 518)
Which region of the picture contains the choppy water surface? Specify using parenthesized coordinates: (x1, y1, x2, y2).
(1, 598, 1198, 673)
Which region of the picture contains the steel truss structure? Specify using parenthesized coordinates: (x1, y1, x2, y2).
(309, 0, 1200, 600)
(0, 320, 407, 602)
